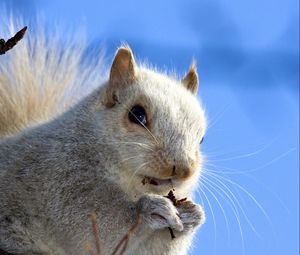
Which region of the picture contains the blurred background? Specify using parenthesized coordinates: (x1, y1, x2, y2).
(1, 0, 299, 254)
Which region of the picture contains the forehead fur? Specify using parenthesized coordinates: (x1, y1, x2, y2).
(131, 67, 207, 135)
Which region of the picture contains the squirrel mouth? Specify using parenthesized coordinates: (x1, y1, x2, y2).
(141, 176, 173, 187)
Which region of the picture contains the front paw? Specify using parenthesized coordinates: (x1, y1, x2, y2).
(176, 200, 205, 232)
(136, 194, 184, 232)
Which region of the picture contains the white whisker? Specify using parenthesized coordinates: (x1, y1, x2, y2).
(204, 139, 277, 161)
(125, 161, 151, 192)
(200, 178, 231, 245)
(204, 147, 296, 175)
(202, 173, 249, 254)
(211, 140, 276, 162)
(204, 171, 260, 237)
(206, 104, 231, 131)
(207, 171, 273, 229)
(120, 155, 141, 164)
(103, 140, 155, 152)
(195, 187, 218, 254)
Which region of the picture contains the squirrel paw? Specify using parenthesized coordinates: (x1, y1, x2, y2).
(176, 200, 205, 231)
(137, 194, 184, 232)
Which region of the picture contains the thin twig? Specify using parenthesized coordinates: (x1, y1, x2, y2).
(164, 190, 187, 239)
(90, 212, 102, 255)
(111, 215, 142, 255)
(0, 26, 27, 55)
(168, 227, 176, 239)
(84, 242, 98, 255)
(85, 213, 142, 255)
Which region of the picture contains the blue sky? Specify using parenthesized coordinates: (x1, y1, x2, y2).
(1, 0, 299, 254)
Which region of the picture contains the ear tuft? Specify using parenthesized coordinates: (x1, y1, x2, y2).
(182, 61, 199, 95)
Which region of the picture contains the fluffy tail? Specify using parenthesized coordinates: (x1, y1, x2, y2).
(0, 18, 106, 137)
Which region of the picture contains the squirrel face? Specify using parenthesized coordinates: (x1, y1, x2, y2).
(101, 47, 206, 198)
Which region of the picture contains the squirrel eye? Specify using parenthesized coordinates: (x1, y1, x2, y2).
(200, 137, 204, 144)
(128, 105, 147, 125)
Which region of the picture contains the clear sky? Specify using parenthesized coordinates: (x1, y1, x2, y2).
(1, 0, 299, 254)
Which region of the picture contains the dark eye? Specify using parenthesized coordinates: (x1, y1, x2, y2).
(128, 105, 147, 125)
(200, 137, 204, 144)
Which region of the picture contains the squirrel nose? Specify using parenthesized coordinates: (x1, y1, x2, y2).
(170, 154, 199, 179)
(172, 163, 195, 179)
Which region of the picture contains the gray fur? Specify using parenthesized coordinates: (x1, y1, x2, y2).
(0, 45, 207, 254)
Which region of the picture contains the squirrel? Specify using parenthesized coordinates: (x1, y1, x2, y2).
(0, 23, 207, 255)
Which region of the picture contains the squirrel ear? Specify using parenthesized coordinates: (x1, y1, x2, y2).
(109, 46, 136, 86)
(106, 46, 136, 106)
(182, 61, 198, 95)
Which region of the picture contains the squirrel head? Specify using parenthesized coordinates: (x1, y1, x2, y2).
(96, 46, 206, 199)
